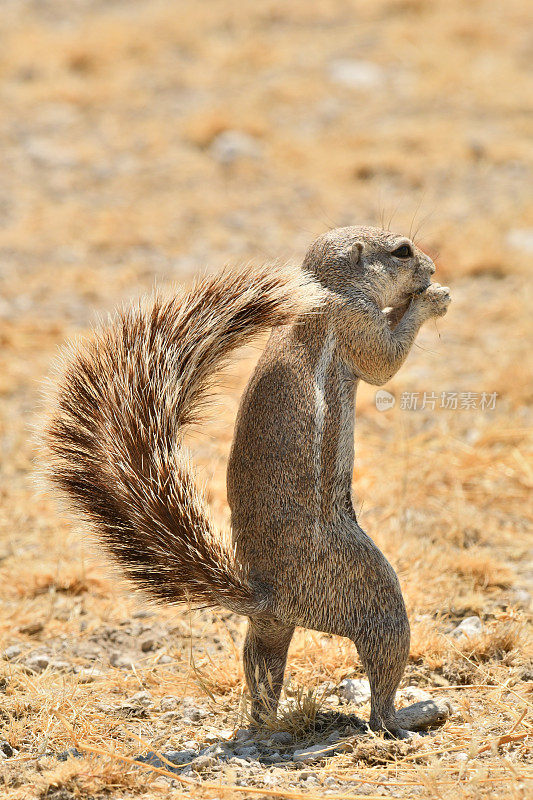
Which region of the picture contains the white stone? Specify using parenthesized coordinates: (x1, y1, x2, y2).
(209, 130, 262, 165)
(76, 667, 105, 683)
(160, 695, 179, 711)
(293, 742, 334, 763)
(506, 228, 533, 253)
(399, 686, 433, 703)
(328, 59, 386, 90)
(338, 677, 371, 704)
(2, 645, 21, 661)
(126, 691, 152, 707)
(450, 616, 483, 639)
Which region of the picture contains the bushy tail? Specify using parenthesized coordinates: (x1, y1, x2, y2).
(46, 264, 323, 615)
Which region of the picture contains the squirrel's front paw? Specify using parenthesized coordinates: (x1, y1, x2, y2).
(416, 282, 451, 318)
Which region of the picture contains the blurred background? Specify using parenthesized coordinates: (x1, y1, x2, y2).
(0, 2, 531, 796)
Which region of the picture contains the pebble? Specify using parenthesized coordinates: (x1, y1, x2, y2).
(163, 749, 197, 765)
(25, 654, 50, 672)
(293, 742, 333, 763)
(161, 711, 178, 723)
(140, 637, 157, 652)
(338, 677, 371, 704)
(234, 745, 259, 759)
(234, 726, 256, 742)
(328, 59, 386, 90)
(450, 616, 483, 639)
(126, 691, 153, 707)
(506, 228, 533, 253)
(75, 667, 105, 683)
(0, 740, 17, 758)
(270, 731, 293, 745)
(261, 751, 281, 765)
(2, 645, 21, 660)
(396, 698, 453, 731)
(57, 747, 83, 762)
(110, 653, 135, 669)
(209, 130, 262, 165)
(19, 622, 43, 636)
(298, 770, 318, 781)
(192, 754, 215, 772)
(399, 686, 433, 703)
(160, 695, 179, 711)
(49, 660, 71, 671)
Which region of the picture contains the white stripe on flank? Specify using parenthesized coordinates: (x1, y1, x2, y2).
(313, 329, 336, 529)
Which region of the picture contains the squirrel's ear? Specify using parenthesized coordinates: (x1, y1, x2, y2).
(348, 241, 364, 268)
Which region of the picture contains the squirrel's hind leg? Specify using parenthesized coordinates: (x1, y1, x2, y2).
(354, 610, 410, 737)
(243, 617, 294, 724)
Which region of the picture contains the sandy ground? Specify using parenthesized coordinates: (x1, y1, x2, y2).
(0, 1, 531, 798)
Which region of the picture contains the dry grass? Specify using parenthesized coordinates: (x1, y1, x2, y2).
(0, 0, 532, 798)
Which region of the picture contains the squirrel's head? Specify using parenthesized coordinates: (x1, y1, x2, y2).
(302, 226, 436, 309)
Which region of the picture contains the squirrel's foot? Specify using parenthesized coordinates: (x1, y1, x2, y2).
(383, 727, 414, 740)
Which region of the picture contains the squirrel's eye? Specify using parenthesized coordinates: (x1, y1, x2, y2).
(391, 244, 413, 259)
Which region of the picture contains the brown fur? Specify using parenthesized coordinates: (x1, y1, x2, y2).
(46, 227, 450, 737)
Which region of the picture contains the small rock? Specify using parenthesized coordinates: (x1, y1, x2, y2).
(324, 776, 338, 787)
(158, 654, 172, 664)
(163, 749, 197, 766)
(110, 653, 135, 669)
(261, 751, 281, 765)
(203, 742, 233, 759)
(328, 59, 386, 90)
(399, 686, 432, 704)
(235, 727, 256, 742)
(338, 677, 371, 704)
(57, 747, 83, 762)
(3, 645, 21, 661)
(186, 707, 206, 722)
(161, 711, 178, 723)
(19, 622, 44, 636)
(396, 698, 453, 731)
(132, 608, 153, 619)
(456, 752, 469, 762)
(0, 740, 16, 758)
(160, 695, 178, 711)
(293, 742, 333, 763)
(450, 616, 483, 639)
(75, 667, 105, 683)
(25, 654, 50, 672)
(126, 691, 152, 707)
(234, 745, 259, 759)
(140, 637, 157, 652)
(49, 660, 71, 672)
(209, 130, 262, 165)
(135, 751, 179, 773)
(506, 228, 533, 254)
(298, 770, 318, 780)
(270, 731, 293, 745)
(192, 754, 215, 772)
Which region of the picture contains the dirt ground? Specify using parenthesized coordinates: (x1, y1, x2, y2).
(0, 1, 531, 798)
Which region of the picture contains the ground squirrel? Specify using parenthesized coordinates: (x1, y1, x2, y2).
(46, 226, 451, 737)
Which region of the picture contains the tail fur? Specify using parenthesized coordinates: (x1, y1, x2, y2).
(46, 264, 322, 615)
